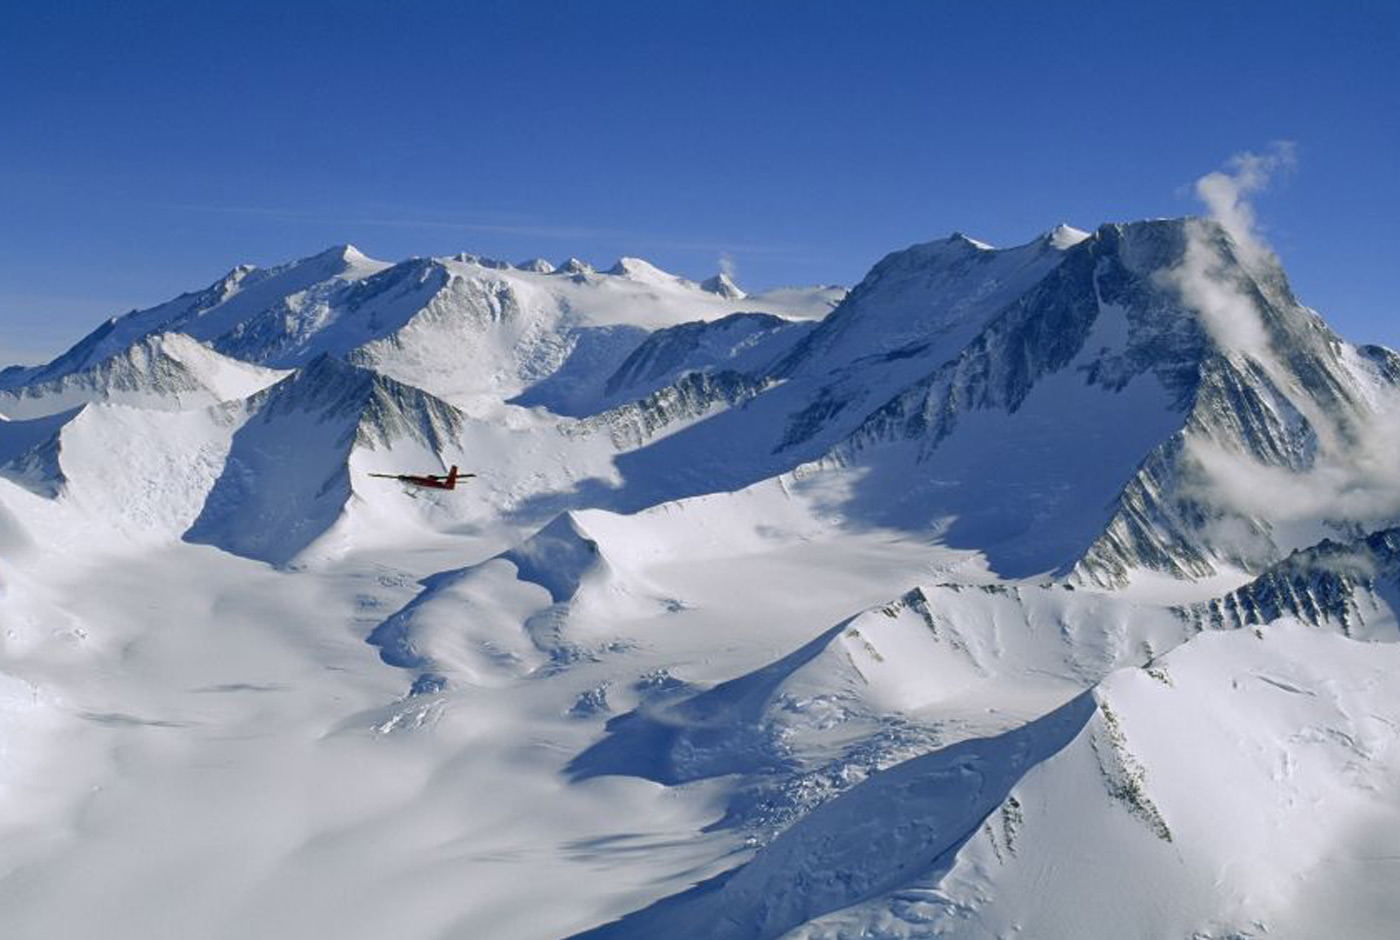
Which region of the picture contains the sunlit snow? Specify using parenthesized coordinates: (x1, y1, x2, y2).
(1, 224, 1399, 939)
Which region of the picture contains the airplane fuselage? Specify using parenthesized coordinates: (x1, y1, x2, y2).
(369, 465, 472, 491)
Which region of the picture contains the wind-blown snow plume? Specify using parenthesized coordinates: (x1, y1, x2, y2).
(718, 251, 738, 281)
(1158, 142, 1296, 359)
(1193, 141, 1296, 269)
(1159, 232, 1272, 356)
(1187, 400, 1400, 531)
(1162, 144, 1400, 545)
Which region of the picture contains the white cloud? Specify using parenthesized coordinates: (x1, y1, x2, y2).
(1158, 223, 1272, 357)
(718, 251, 738, 281)
(1166, 144, 1400, 545)
(1185, 407, 1400, 530)
(1158, 142, 1297, 363)
(1193, 141, 1296, 270)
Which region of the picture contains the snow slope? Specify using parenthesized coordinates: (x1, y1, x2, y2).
(788, 623, 1400, 940)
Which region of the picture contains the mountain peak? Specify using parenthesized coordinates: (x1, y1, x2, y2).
(556, 257, 594, 276)
(209, 263, 258, 302)
(700, 272, 745, 299)
(316, 243, 368, 264)
(285, 243, 377, 281)
(1042, 224, 1091, 250)
(456, 252, 510, 269)
(516, 257, 555, 273)
(948, 231, 995, 251)
(606, 257, 675, 282)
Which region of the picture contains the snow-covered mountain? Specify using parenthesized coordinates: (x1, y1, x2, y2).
(1, 222, 1398, 940)
(185, 354, 469, 565)
(512, 218, 1398, 585)
(0, 331, 284, 419)
(4, 245, 841, 414)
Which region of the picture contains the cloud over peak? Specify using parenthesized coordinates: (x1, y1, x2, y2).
(1194, 140, 1296, 268)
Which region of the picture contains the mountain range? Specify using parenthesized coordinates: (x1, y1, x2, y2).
(1, 220, 1397, 940)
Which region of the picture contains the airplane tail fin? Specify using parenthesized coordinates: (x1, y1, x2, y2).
(445, 465, 459, 489)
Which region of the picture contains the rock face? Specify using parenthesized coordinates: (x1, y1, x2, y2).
(1063, 222, 1396, 584)
(756, 219, 1398, 584)
(1185, 527, 1400, 637)
(574, 369, 770, 451)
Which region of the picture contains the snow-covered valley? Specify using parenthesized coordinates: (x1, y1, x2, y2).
(2, 226, 1399, 939)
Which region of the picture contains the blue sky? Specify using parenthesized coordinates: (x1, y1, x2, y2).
(2, 0, 1397, 363)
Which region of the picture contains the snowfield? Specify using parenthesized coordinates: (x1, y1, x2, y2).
(1, 227, 1399, 939)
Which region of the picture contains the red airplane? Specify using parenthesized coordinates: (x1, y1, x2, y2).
(368, 465, 474, 490)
